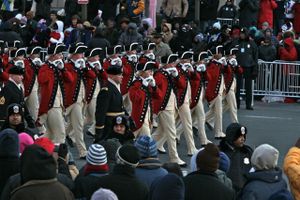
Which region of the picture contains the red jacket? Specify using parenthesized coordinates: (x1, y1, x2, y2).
(120, 57, 135, 95)
(293, 3, 300, 33)
(152, 69, 174, 114)
(279, 38, 298, 61)
(174, 65, 189, 108)
(189, 71, 207, 109)
(258, 0, 277, 29)
(23, 59, 39, 97)
(83, 63, 108, 104)
(38, 63, 73, 116)
(63, 62, 85, 108)
(223, 65, 243, 94)
(205, 61, 223, 102)
(129, 78, 158, 130)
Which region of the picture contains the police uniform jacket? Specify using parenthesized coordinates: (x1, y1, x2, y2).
(38, 62, 73, 116)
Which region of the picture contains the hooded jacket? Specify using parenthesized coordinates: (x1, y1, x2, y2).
(118, 23, 143, 46)
(0, 129, 20, 196)
(49, 20, 65, 45)
(162, 23, 173, 44)
(279, 37, 298, 61)
(162, 0, 189, 18)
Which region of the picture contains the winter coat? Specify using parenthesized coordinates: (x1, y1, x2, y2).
(162, 23, 173, 44)
(0, 30, 23, 47)
(236, 38, 258, 68)
(118, 23, 143, 46)
(215, 169, 233, 189)
(169, 29, 193, 54)
(49, 21, 64, 45)
(283, 147, 300, 200)
(161, 0, 189, 18)
(135, 158, 168, 188)
(218, 3, 238, 19)
(238, 168, 288, 200)
(200, 0, 220, 20)
(258, 0, 277, 29)
(150, 173, 184, 200)
(183, 170, 235, 200)
(219, 140, 253, 192)
(239, 0, 260, 28)
(1, 173, 74, 200)
(258, 43, 277, 61)
(292, 3, 300, 33)
(96, 164, 149, 200)
(153, 42, 173, 59)
(35, 0, 53, 20)
(278, 38, 298, 61)
(99, 0, 120, 21)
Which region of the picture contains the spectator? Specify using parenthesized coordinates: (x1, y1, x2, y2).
(139, 18, 155, 43)
(103, 18, 119, 46)
(258, 37, 277, 61)
(258, 0, 277, 29)
(106, 115, 135, 145)
(99, 139, 121, 172)
(18, 132, 34, 154)
(161, 0, 189, 24)
(283, 138, 300, 200)
(0, 21, 23, 46)
(0, 0, 16, 21)
(10, 145, 74, 200)
(292, 1, 300, 34)
(162, 23, 173, 44)
(49, 20, 64, 46)
(192, 33, 208, 55)
(99, 0, 120, 22)
(263, 27, 279, 47)
(152, 32, 172, 61)
(219, 123, 253, 193)
(278, 37, 298, 61)
(118, 22, 143, 46)
(120, 0, 145, 25)
(33, 0, 52, 21)
(284, 0, 295, 22)
(162, 163, 184, 178)
(238, 144, 291, 199)
(91, 188, 118, 200)
(74, 144, 109, 199)
(169, 24, 193, 55)
(96, 144, 149, 200)
(199, 0, 220, 33)
(273, 0, 285, 35)
(64, 0, 80, 27)
(149, 173, 184, 200)
(49, 10, 58, 28)
(134, 136, 168, 188)
(239, 0, 260, 28)
(218, 0, 238, 20)
(190, 149, 233, 189)
(183, 143, 235, 200)
(0, 129, 20, 196)
(87, 27, 110, 49)
(31, 19, 50, 48)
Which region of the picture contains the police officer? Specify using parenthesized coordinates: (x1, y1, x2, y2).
(95, 64, 125, 142)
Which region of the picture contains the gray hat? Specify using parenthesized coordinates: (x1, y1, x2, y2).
(251, 144, 279, 170)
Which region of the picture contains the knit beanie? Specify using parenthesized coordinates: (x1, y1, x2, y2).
(251, 144, 279, 170)
(21, 144, 57, 184)
(196, 143, 220, 172)
(219, 152, 230, 173)
(134, 135, 157, 158)
(34, 137, 55, 155)
(116, 144, 140, 167)
(225, 123, 247, 143)
(18, 132, 34, 154)
(86, 144, 107, 166)
(91, 188, 118, 200)
(0, 129, 19, 158)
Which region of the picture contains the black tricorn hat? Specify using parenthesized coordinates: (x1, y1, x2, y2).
(180, 51, 193, 60)
(135, 60, 156, 71)
(124, 43, 139, 52)
(161, 54, 178, 64)
(27, 46, 42, 55)
(84, 47, 102, 58)
(69, 44, 87, 54)
(10, 48, 26, 58)
(48, 44, 66, 55)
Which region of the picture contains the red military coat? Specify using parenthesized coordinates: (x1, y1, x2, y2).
(23, 59, 39, 97)
(174, 65, 189, 108)
(223, 64, 243, 94)
(120, 57, 135, 95)
(38, 62, 73, 116)
(205, 61, 223, 103)
(189, 71, 207, 109)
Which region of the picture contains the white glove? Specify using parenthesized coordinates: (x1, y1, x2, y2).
(127, 54, 138, 63)
(145, 52, 155, 61)
(218, 57, 227, 66)
(32, 58, 43, 66)
(229, 58, 238, 67)
(14, 60, 25, 68)
(196, 64, 206, 72)
(89, 61, 102, 70)
(142, 78, 149, 87)
(111, 57, 122, 67)
(166, 67, 178, 77)
(147, 76, 156, 87)
(73, 58, 85, 69)
(54, 59, 64, 69)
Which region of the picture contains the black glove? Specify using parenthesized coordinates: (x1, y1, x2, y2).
(58, 143, 68, 159)
(94, 128, 104, 143)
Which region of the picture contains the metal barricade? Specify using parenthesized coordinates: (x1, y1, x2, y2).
(245, 60, 300, 101)
(216, 18, 239, 27)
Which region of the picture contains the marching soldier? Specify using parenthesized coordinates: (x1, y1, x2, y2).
(205, 46, 227, 139)
(152, 54, 187, 167)
(64, 44, 88, 158)
(0, 65, 35, 128)
(95, 64, 125, 142)
(103, 45, 123, 71)
(129, 58, 157, 137)
(121, 43, 139, 114)
(23, 46, 43, 121)
(36, 44, 72, 144)
(84, 47, 107, 138)
(190, 52, 211, 146)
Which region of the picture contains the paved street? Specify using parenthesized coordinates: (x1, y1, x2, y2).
(72, 100, 300, 172)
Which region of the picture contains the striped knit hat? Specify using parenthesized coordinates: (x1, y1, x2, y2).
(134, 135, 157, 158)
(86, 144, 107, 166)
